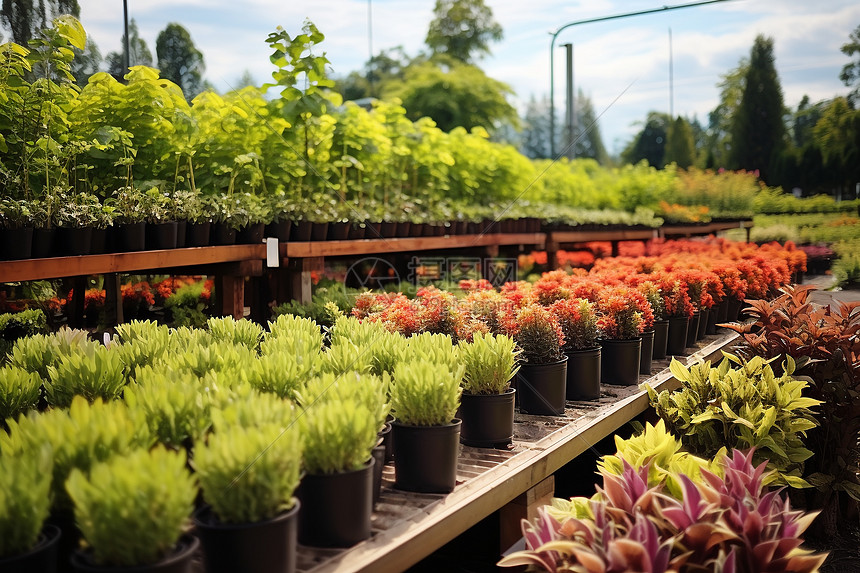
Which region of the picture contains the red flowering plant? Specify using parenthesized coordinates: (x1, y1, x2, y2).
(462, 289, 506, 336)
(457, 279, 494, 292)
(415, 285, 465, 341)
(499, 280, 532, 310)
(637, 280, 666, 323)
(711, 263, 748, 302)
(596, 285, 651, 340)
(562, 276, 602, 303)
(500, 302, 565, 364)
(549, 298, 598, 351)
(659, 277, 695, 320)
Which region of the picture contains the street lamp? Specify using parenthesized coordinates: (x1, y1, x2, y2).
(548, 0, 734, 157)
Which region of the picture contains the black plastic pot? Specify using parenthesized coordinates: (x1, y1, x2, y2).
(175, 221, 186, 248)
(194, 503, 299, 573)
(666, 316, 689, 356)
(395, 221, 411, 237)
(297, 460, 374, 547)
(372, 439, 386, 505)
(600, 338, 641, 386)
(705, 305, 718, 335)
(32, 228, 55, 258)
(716, 299, 729, 325)
(146, 222, 178, 250)
(57, 227, 92, 256)
(348, 223, 366, 240)
(266, 220, 292, 242)
(639, 330, 655, 375)
(686, 312, 701, 348)
(185, 222, 210, 247)
(0, 227, 33, 260)
(652, 320, 669, 360)
(726, 298, 742, 322)
(327, 221, 350, 241)
(211, 223, 237, 246)
(70, 534, 198, 573)
(516, 357, 568, 415)
(120, 222, 146, 252)
(696, 307, 709, 341)
(392, 420, 461, 493)
(310, 222, 329, 242)
(291, 220, 313, 242)
(90, 228, 107, 255)
(565, 347, 601, 401)
(237, 222, 265, 244)
(0, 524, 60, 573)
(380, 420, 394, 463)
(458, 389, 515, 448)
(379, 221, 397, 239)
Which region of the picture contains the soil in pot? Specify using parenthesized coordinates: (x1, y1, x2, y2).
(458, 389, 515, 448)
(297, 460, 374, 547)
(0, 523, 60, 573)
(639, 330, 655, 375)
(517, 357, 568, 415)
(666, 316, 689, 356)
(392, 420, 461, 493)
(565, 347, 601, 401)
(194, 503, 298, 573)
(652, 320, 669, 360)
(600, 338, 641, 386)
(70, 534, 198, 573)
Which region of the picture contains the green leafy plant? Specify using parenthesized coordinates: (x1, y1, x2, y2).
(320, 340, 374, 375)
(0, 365, 42, 423)
(164, 281, 210, 328)
(45, 343, 126, 407)
(0, 446, 52, 558)
(207, 316, 264, 352)
(300, 398, 378, 475)
(0, 396, 151, 510)
(0, 308, 47, 357)
(458, 332, 520, 395)
(265, 313, 324, 351)
(66, 445, 196, 567)
(647, 355, 820, 487)
(299, 371, 390, 433)
(194, 421, 302, 523)
(8, 327, 92, 380)
(246, 349, 321, 401)
(391, 359, 463, 426)
(405, 332, 460, 372)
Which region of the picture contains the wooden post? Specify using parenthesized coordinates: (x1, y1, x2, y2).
(68, 276, 87, 328)
(214, 275, 245, 319)
(546, 236, 560, 271)
(287, 257, 324, 305)
(499, 475, 555, 553)
(102, 273, 123, 328)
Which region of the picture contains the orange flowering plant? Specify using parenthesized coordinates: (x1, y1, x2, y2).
(596, 286, 651, 340)
(501, 303, 565, 364)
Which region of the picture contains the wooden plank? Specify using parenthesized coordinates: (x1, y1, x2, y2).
(214, 275, 245, 319)
(300, 332, 740, 573)
(284, 234, 546, 258)
(0, 244, 266, 283)
(499, 475, 555, 551)
(549, 229, 659, 245)
(288, 257, 325, 305)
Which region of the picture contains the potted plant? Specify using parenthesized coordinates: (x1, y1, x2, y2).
(235, 192, 272, 244)
(0, 365, 42, 425)
(0, 447, 58, 573)
(503, 303, 568, 415)
(0, 197, 34, 260)
(54, 192, 101, 256)
(296, 373, 379, 547)
(550, 297, 601, 401)
(141, 187, 178, 250)
(635, 281, 660, 375)
(66, 446, 198, 572)
(107, 187, 147, 252)
(457, 332, 520, 447)
(640, 281, 669, 360)
(193, 415, 302, 573)
(595, 285, 647, 386)
(390, 358, 464, 492)
(660, 277, 695, 356)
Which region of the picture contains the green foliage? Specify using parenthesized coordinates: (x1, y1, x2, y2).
(207, 316, 264, 352)
(833, 238, 860, 288)
(0, 308, 47, 357)
(162, 338, 256, 381)
(0, 445, 52, 558)
(45, 343, 126, 407)
(112, 320, 170, 378)
(425, 0, 502, 63)
(0, 396, 151, 510)
(66, 446, 196, 567)
(458, 332, 519, 395)
(299, 371, 390, 433)
(266, 313, 324, 348)
(320, 340, 374, 375)
(156, 23, 205, 100)
(271, 285, 354, 330)
(194, 422, 302, 523)
(300, 398, 378, 475)
(648, 355, 820, 487)
(405, 332, 460, 372)
(0, 365, 42, 422)
(391, 359, 463, 426)
(246, 348, 321, 401)
(125, 367, 213, 449)
(164, 281, 209, 328)
(8, 327, 91, 380)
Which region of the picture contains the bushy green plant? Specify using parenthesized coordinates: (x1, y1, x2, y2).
(266, 313, 324, 347)
(163, 339, 256, 380)
(391, 359, 463, 426)
(0, 309, 47, 357)
(114, 319, 170, 345)
(210, 386, 295, 429)
(168, 325, 214, 351)
(459, 332, 519, 395)
(207, 316, 264, 352)
(647, 355, 820, 487)
(366, 330, 409, 376)
(271, 286, 355, 329)
(66, 446, 196, 567)
(299, 371, 390, 433)
(833, 239, 860, 288)
(112, 321, 170, 378)
(300, 399, 378, 474)
(45, 343, 126, 407)
(0, 446, 52, 558)
(194, 422, 302, 523)
(164, 282, 210, 328)
(246, 350, 320, 401)
(320, 340, 374, 375)
(0, 365, 42, 422)
(0, 396, 151, 510)
(125, 367, 213, 449)
(328, 314, 389, 348)
(405, 332, 460, 372)
(9, 328, 92, 380)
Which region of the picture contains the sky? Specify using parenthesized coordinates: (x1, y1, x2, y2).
(77, 0, 860, 155)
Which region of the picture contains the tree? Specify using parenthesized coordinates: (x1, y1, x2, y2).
(839, 24, 860, 105)
(70, 36, 100, 86)
(105, 19, 153, 79)
(425, 0, 502, 64)
(520, 95, 555, 159)
(335, 46, 411, 101)
(572, 90, 608, 164)
(382, 57, 517, 133)
(729, 35, 786, 182)
(704, 59, 747, 169)
(621, 112, 670, 168)
(792, 95, 825, 149)
(813, 97, 860, 197)
(156, 23, 205, 100)
(664, 116, 696, 168)
(1, 0, 79, 45)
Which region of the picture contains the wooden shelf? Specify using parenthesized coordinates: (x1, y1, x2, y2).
(547, 229, 659, 247)
(282, 233, 547, 258)
(296, 331, 740, 573)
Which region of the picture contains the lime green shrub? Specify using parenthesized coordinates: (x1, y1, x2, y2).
(0, 365, 42, 422)
(0, 446, 52, 558)
(459, 332, 519, 395)
(391, 359, 463, 426)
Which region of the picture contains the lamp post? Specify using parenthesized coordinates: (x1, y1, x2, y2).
(548, 0, 733, 157)
(561, 43, 574, 159)
(123, 0, 130, 71)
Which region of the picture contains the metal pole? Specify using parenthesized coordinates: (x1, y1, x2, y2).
(367, 0, 374, 97)
(562, 43, 574, 160)
(669, 27, 674, 118)
(123, 0, 130, 71)
(548, 0, 733, 156)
